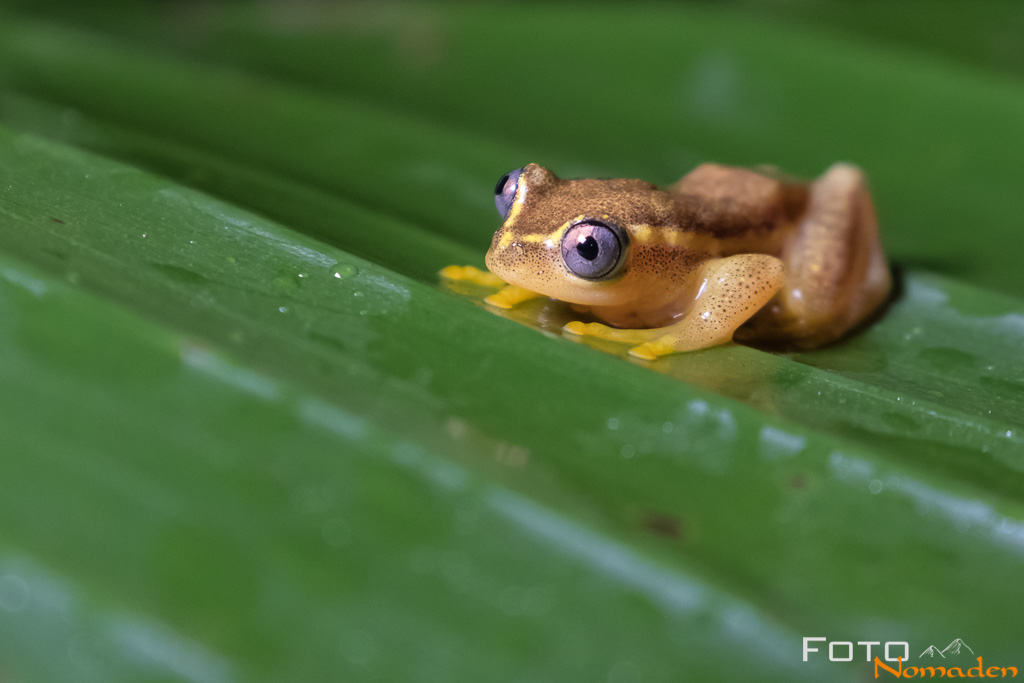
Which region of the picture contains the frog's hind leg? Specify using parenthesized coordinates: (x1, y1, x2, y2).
(749, 163, 891, 347)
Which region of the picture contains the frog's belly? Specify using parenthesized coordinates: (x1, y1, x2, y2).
(575, 298, 689, 329)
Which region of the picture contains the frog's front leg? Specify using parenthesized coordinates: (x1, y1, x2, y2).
(629, 254, 785, 359)
(439, 265, 506, 288)
(439, 265, 544, 309)
(484, 284, 544, 309)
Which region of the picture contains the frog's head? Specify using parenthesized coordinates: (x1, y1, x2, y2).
(485, 164, 680, 307)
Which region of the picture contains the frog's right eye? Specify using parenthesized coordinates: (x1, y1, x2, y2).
(561, 220, 627, 280)
(494, 167, 523, 219)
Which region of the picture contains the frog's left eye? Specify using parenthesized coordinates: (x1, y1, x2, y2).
(494, 167, 523, 219)
(561, 220, 627, 280)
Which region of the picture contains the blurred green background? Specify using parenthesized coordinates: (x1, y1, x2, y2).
(0, 2, 1022, 682)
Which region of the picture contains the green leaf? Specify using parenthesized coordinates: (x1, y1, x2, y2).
(0, 5, 1021, 682)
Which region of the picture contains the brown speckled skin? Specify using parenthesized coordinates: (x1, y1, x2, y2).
(485, 162, 892, 348)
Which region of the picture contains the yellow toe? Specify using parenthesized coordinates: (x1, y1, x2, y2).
(629, 341, 674, 360)
(439, 265, 465, 280)
(483, 293, 515, 309)
(563, 321, 589, 336)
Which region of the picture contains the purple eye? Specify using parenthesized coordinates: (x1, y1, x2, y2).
(561, 220, 626, 280)
(494, 168, 523, 219)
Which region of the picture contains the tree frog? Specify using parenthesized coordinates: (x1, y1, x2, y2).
(442, 162, 891, 359)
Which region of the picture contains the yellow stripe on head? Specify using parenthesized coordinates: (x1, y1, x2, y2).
(504, 185, 527, 225)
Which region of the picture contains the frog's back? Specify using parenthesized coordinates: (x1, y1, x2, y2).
(669, 163, 809, 239)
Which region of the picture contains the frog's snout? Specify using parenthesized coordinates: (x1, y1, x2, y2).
(484, 229, 529, 284)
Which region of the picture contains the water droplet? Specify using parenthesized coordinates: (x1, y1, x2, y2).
(331, 263, 358, 280)
(512, 243, 524, 255)
(272, 269, 301, 290)
(353, 290, 364, 298)
(869, 479, 883, 495)
(661, 421, 674, 434)
(296, 272, 309, 283)
(278, 306, 289, 314)
(606, 417, 619, 430)
(358, 310, 368, 316)
(141, 233, 147, 238)
(621, 444, 636, 458)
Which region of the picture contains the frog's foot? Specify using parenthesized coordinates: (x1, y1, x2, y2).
(439, 265, 505, 288)
(563, 321, 663, 345)
(484, 284, 544, 309)
(441, 265, 541, 309)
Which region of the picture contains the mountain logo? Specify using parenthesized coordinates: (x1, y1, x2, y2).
(918, 639, 975, 659)
(941, 639, 975, 657)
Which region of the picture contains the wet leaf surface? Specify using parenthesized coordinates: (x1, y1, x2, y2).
(0, 4, 1021, 682)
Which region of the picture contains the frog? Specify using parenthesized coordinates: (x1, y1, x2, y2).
(441, 162, 891, 359)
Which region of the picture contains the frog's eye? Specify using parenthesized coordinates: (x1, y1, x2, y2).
(561, 220, 627, 280)
(494, 167, 523, 219)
